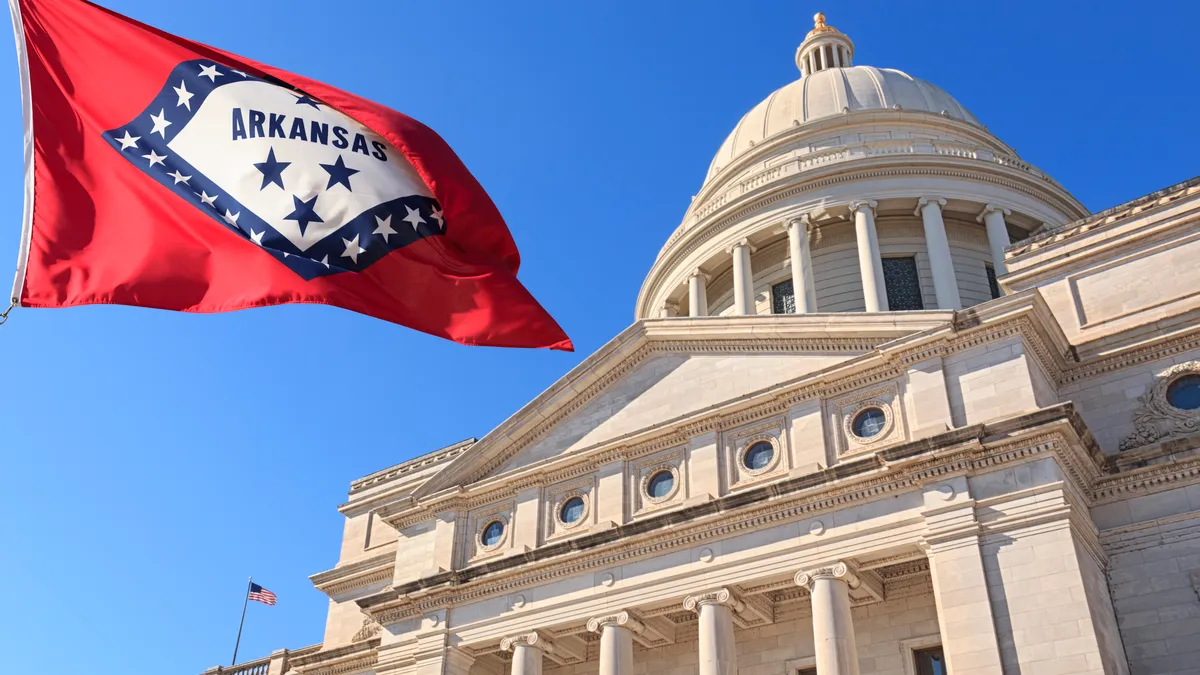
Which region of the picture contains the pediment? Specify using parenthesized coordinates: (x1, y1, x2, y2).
(416, 313, 954, 495)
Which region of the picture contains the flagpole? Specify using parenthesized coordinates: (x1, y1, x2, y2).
(231, 576, 252, 666)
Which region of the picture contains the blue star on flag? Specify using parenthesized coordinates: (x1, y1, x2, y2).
(293, 93, 321, 109)
(319, 155, 360, 191)
(285, 194, 324, 235)
(253, 148, 291, 190)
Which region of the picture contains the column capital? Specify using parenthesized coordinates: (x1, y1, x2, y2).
(794, 561, 862, 591)
(975, 203, 1012, 222)
(914, 196, 947, 215)
(688, 268, 710, 282)
(659, 301, 679, 318)
(726, 238, 757, 255)
(586, 610, 644, 635)
(848, 200, 878, 214)
(683, 587, 746, 613)
(501, 631, 557, 655)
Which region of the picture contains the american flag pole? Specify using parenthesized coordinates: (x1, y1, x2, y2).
(231, 576, 252, 666)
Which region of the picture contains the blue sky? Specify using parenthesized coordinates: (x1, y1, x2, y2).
(0, 1, 1196, 673)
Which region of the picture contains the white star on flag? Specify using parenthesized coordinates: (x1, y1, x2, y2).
(222, 210, 240, 226)
(231, 69, 249, 78)
(149, 109, 171, 137)
(402, 205, 425, 231)
(197, 191, 218, 208)
(167, 170, 191, 185)
(173, 80, 194, 110)
(320, 255, 330, 268)
(115, 130, 140, 150)
(198, 63, 223, 82)
(340, 234, 366, 263)
(373, 214, 397, 242)
(142, 150, 166, 167)
(429, 207, 444, 229)
(249, 230, 265, 245)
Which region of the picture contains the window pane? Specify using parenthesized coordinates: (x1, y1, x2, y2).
(772, 279, 796, 314)
(914, 646, 947, 675)
(986, 264, 1001, 299)
(882, 257, 924, 310)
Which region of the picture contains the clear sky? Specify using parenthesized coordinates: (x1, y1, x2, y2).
(0, 1, 1196, 673)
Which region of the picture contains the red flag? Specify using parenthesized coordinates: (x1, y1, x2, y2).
(8, 0, 572, 351)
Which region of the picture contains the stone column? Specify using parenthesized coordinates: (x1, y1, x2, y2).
(850, 200, 887, 312)
(684, 589, 742, 675)
(916, 197, 962, 310)
(688, 270, 709, 317)
(587, 612, 643, 675)
(784, 217, 816, 313)
(728, 239, 756, 315)
(977, 203, 1012, 277)
(501, 633, 557, 675)
(658, 301, 678, 318)
(795, 562, 861, 675)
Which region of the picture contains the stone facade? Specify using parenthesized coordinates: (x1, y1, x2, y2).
(202, 15, 1200, 675)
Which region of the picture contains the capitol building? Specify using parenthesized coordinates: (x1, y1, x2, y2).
(206, 14, 1200, 675)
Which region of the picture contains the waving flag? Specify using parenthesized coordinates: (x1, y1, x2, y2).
(7, 0, 572, 350)
(247, 583, 277, 606)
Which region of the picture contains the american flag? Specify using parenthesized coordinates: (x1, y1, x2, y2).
(248, 583, 277, 606)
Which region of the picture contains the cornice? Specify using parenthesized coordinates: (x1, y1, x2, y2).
(358, 405, 1101, 626)
(310, 551, 396, 598)
(289, 639, 380, 675)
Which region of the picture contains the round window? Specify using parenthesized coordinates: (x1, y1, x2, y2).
(560, 496, 586, 524)
(646, 470, 675, 500)
(1167, 375, 1200, 411)
(743, 441, 775, 471)
(480, 520, 505, 547)
(852, 407, 887, 438)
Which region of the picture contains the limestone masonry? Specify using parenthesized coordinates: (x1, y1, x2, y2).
(204, 13, 1200, 675)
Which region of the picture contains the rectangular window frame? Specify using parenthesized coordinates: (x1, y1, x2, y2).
(985, 263, 1001, 300)
(771, 277, 796, 315)
(899, 635, 946, 675)
(881, 255, 925, 311)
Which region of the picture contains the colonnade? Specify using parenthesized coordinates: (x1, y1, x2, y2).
(682, 198, 1014, 317)
(502, 562, 865, 675)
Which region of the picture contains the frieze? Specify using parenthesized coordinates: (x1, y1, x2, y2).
(361, 412, 1099, 625)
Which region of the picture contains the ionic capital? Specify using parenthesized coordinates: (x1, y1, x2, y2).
(726, 238, 757, 255)
(914, 196, 947, 215)
(586, 610, 644, 635)
(682, 587, 745, 614)
(848, 200, 878, 214)
(794, 561, 862, 591)
(976, 203, 1012, 222)
(500, 631, 556, 655)
(688, 268, 710, 282)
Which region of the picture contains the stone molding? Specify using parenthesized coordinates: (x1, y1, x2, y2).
(310, 551, 397, 598)
(351, 614, 381, 642)
(976, 203, 1011, 222)
(682, 587, 774, 627)
(288, 639, 380, 675)
(794, 561, 861, 591)
(1120, 361, 1200, 451)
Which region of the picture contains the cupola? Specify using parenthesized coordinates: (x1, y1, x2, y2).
(795, 12, 853, 76)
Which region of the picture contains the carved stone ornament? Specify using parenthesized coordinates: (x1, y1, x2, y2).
(682, 587, 745, 613)
(1120, 362, 1200, 451)
(500, 632, 556, 654)
(794, 561, 862, 591)
(352, 614, 381, 642)
(586, 611, 645, 634)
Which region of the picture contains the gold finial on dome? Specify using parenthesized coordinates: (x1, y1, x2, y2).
(808, 11, 837, 37)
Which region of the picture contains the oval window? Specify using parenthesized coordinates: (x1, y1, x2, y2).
(646, 470, 675, 499)
(1167, 375, 1200, 411)
(852, 407, 887, 438)
(480, 520, 505, 547)
(560, 496, 586, 524)
(743, 441, 774, 471)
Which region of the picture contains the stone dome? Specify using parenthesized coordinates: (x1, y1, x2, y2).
(705, 66, 981, 183)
